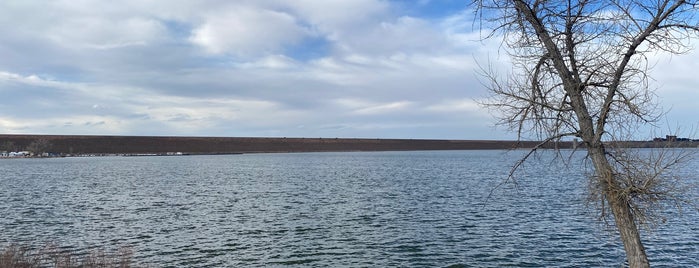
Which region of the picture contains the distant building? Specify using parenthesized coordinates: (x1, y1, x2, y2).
(652, 135, 695, 142)
(8, 151, 30, 157)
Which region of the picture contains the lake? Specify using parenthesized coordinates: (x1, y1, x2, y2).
(0, 150, 697, 267)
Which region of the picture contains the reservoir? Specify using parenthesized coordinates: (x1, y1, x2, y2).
(0, 150, 697, 267)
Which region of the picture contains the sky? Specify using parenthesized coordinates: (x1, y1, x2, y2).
(0, 0, 697, 140)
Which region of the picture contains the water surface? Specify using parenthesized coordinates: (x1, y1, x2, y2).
(0, 150, 697, 267)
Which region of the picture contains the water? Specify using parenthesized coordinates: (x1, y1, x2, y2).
(0, 150, 697, 267)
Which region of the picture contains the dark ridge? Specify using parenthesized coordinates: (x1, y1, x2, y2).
(0, 134, 576, 155)
(1, 134, 693, 156)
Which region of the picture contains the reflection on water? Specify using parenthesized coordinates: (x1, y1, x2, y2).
(0, 150, 697, 267)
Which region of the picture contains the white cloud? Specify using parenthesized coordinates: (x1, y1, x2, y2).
(341, 16, 448, 55)
(643, 50, 699, 132)
(333, 99, 414, 115)
(0, 117, 28, 132)
(48, 17, 167, 49)
(0, 1, 539, 139)
(425, 99, 482, 113)
(189, 6, 311, 56)
(282, 0, 389, 32)
(0, 70, 315, 136)
(354, 101, 413, 115)
(237, 54, 299, 69)
(0, 1, 167, 50)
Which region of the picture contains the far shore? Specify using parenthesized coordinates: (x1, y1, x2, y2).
(0, 134, 696, 158)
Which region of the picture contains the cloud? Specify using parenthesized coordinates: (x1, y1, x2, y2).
(48, 17, 167, 50)
(0, 69, 315, 136)
(237, 54, 300, 69)
(333, 99, 414, 115)
(0, 0, 589, 140)
(189, 5, 311, 56)
(338, 16, 449, 55)
(283, 0, 390, 31)
(425, 99, 482, 113)
(643, 50, 699, 133)
(0, 1, 167, 50)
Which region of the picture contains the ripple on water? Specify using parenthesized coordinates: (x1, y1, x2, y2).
(0, 151, 697, 267)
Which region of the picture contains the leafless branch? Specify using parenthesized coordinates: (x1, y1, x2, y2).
(473, 0, 699, 266)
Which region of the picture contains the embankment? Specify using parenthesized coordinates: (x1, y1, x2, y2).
(0, 135, 574, 155)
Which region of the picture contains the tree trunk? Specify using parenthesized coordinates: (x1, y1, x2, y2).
(609, 191, 650, 267)
(589, 147, 650, 268)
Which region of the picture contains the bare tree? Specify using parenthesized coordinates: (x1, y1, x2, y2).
(474, 0, 699, 267)
(26, 138, 52, 157)
(0, 141, 15, 152)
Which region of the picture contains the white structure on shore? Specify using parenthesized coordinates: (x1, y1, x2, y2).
(1, 151, 31, 157)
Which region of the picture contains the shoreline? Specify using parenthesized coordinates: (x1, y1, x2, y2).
(0, 134, 696, 157)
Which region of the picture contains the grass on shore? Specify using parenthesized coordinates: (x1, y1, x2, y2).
(0, 244, 147, 268)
